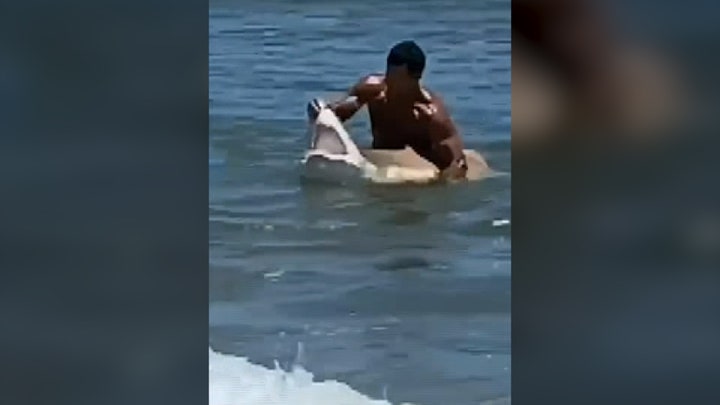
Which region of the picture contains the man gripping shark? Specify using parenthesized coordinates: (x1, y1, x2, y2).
(307, 40, 471, 181)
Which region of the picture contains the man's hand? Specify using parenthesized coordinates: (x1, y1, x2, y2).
(438, 157, 468, 182)
(306, 98, 328, 121)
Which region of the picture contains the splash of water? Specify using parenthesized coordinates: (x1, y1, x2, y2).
(209, 347, 415, 405)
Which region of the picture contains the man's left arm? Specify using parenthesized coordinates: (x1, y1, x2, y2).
(418, 100, 468, 180)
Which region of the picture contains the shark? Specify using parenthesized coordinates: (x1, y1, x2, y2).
(301, 98, 491, 184)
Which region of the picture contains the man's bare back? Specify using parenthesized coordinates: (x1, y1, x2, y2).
(322, 41, 469, 180)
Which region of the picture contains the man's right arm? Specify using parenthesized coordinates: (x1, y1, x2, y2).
(329, 75, 385, 122)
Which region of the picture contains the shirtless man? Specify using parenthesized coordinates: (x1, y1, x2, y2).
(308, 40, 469, 180)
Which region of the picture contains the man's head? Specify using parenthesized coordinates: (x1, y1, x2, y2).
(386, 40, 426, 92)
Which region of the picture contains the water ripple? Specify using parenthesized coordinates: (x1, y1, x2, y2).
(210, 1, 510, 404)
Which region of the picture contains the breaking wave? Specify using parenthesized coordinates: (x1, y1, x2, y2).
(209, 347, 415, 405)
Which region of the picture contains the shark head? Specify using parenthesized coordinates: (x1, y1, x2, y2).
(303, 101, 371, 171)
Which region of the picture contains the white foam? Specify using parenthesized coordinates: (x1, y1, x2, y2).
(209, 347, 413, 405)
(492, 219, 510, 227)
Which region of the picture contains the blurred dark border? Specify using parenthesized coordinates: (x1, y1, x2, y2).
(512, 1, 720, 404)
(0, 2, 208, 405)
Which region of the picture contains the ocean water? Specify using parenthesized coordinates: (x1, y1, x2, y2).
(209, 1, 511, 404)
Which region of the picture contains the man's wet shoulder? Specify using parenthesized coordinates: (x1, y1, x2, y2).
(420, 88, 443, 104)
(427, 89, 454, 117)
(360, 74, 385, 85)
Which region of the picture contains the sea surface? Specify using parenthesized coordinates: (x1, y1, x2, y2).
(209, 1, 511, 404)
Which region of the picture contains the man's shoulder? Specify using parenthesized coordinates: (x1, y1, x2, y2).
(358, 73, 385, 85)
(422, 88, 446, 107)
(418, 88, 452, 120)
(351, 74, 386, 102)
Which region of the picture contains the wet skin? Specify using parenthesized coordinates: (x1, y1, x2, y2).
(329, 69, 468, 180)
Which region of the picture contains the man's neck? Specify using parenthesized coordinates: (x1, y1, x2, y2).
(387, 84, 423, 104)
